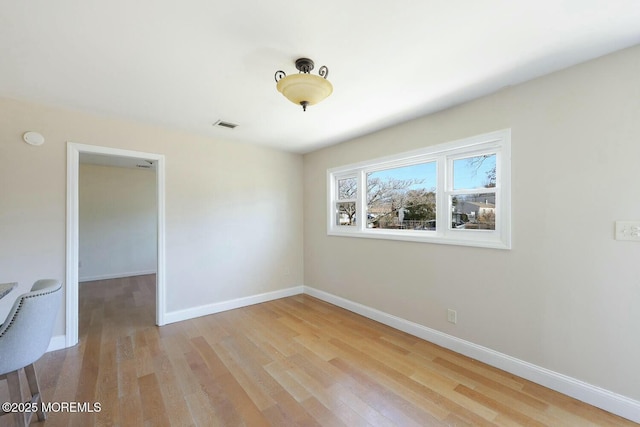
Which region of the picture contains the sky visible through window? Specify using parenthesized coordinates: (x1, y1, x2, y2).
(454, 154, 496, 190)
(367, 154, 496, 191)
(368, 162, 436, 190)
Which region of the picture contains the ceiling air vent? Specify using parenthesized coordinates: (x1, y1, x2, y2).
(213, 120, 238, 129)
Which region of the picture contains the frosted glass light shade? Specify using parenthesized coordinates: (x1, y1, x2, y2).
(276, 73, 333, 108)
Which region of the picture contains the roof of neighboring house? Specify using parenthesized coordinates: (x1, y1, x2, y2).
(368, 204, 393, 215)
(466, 202, 495, 209)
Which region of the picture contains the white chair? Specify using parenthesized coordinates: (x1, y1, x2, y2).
(0, 279, 62, 426)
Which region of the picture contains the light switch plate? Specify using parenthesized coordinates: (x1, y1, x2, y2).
(615, 221, 640, 241)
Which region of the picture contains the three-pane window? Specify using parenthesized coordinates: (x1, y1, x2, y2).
(327, 130, 511, 249)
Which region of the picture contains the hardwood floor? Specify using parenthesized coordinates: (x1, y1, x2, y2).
(4, 274, 635, 426)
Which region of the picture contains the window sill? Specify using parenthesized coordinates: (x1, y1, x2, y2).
(327, 228, 511, 250)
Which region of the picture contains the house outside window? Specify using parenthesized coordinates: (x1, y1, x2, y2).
(327, 129, 511, 249)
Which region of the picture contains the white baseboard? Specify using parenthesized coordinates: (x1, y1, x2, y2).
(303, 286, 640, 424)
(47, 334, 67, 352)
(79, 270, 156, 283)
(163, 285, 304, 325)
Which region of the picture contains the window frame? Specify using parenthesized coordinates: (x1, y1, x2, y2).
(327, 129, 511, 249)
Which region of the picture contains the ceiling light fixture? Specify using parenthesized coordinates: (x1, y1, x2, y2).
(275, 58, 332, 112)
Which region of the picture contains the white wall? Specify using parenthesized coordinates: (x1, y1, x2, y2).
(0, 97, 304, 337)
(79, 163, 157, 282)
(303, 44, 640, 402)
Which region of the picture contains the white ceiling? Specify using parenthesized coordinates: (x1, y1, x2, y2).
(1, 1, 639, 153)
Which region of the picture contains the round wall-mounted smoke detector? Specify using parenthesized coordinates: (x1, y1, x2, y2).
(23, 131, 45, 146)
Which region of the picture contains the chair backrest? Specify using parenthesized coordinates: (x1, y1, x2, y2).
(0, 279, 62, 375)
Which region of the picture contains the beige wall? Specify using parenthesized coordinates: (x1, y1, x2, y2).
(79, 164, 157, 281)
(0, 98, 304, 335)
(303, 45, 640, 400)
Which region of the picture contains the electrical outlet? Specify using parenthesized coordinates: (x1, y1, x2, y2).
(447, 309, 457, 324)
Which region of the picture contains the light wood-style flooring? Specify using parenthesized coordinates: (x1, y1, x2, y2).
(4, 275, 635, 426)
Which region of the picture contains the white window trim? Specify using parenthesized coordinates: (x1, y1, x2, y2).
(327, 129, 511, 249)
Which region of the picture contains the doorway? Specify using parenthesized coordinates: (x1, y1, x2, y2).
(66, 143, 166, 348)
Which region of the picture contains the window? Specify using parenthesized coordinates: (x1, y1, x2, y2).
(327, 129, 511, 249)
(335, 177, 357, 226)
(367, 162, 437, 231)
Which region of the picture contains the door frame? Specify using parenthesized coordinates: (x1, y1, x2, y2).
(66, 142, 166, 347)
